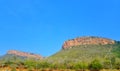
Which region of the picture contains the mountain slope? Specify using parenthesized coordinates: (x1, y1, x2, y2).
(0, 36, 120, 70)
(47, 36, 120, 64)
(0, 50, 42, 62)
(7, 50, 42, 59)
(49, 45, 116, 62)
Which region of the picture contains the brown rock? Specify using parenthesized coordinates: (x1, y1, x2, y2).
(62, 36, 115, 49)
(7, 50, 42, 59)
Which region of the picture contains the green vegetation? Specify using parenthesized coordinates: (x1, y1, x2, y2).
(48, 45, 117, 62)
(0, 43, 120, 70)
(46, 43, 120, 70)
(89, 59, 102, 71)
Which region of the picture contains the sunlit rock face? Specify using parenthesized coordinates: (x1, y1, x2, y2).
(62, 36, 115, 49)
(7, 50, 42, 59)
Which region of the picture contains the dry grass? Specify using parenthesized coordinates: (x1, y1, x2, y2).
(0, 68, 120, 71)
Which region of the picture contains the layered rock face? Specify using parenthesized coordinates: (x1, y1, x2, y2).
(7, 50, 42, 59)
(62, 36, 115, 49)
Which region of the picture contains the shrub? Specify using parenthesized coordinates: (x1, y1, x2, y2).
(89, 59, 102, 71)
(114, 60, 120, 69)
(73, 62, 88, 70)
(24, 60, 36, 69)
(37, 61, 51, 69)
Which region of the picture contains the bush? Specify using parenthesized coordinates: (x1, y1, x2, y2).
(114, 60, 120, 69)
(73, 62, 88, 70)
(24, 60, 36, 69)
(37, 61, 51, 69)
(89, 59, 102, 71)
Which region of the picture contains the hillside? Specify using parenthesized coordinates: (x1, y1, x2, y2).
(0, 50, 42, 62)
(49, 44, 119, 61)
(7, 50, 42, 59)
(46, 36, 120, 69)
(0, 36, 120, 70)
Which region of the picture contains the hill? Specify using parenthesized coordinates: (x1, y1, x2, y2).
(7, 50, 42, 59)
(49, 44, 119, 61)
(46, 36, 120, 69)
(0, 36, 120, 70)
(0, 50, 42, 62)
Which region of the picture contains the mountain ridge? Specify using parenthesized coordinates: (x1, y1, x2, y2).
(6, 50, 43, 59)
(62, 36, 115, 49)
(0, 36, 120, 70)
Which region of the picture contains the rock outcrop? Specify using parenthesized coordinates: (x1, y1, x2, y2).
(62, 36, 115, 49)
(7, 50, 42, 59)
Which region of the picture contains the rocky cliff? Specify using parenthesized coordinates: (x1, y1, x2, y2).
(7, 50, 42, 59)
(62, 36, 115, 49)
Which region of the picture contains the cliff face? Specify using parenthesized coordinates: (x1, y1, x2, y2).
(7, 50, 42, 59)
(62, 36, 115, 49)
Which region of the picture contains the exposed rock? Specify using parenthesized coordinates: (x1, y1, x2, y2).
(62, 36, 115, 49)
(7, 50, 42, 59)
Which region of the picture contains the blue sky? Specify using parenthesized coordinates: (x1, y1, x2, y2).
(0, 0, 120, 56)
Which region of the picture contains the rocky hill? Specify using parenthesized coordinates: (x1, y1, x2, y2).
(7, 50, 42, 59)
(62, 36, 115, 49)
(48, 36, 120, 67)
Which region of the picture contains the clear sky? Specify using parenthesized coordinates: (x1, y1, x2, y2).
(0, 0, 120, 56)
